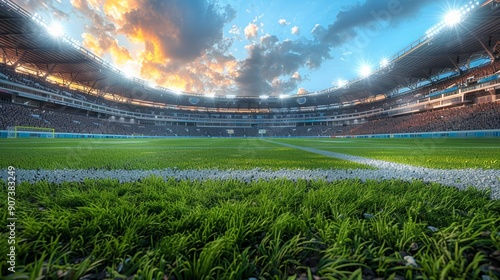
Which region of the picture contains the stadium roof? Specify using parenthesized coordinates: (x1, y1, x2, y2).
(0, 0, 499, 110)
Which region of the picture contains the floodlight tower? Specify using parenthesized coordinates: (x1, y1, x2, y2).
(359, 65, 372, 78)
(47, 22, 64, 37)
(444, 10, 462, 26)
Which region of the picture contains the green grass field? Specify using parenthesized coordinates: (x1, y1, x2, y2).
(0, 138, 368, 170)
(276, 138, 500, 169)
(1, 137, 500, 279)
(1, 137, 499, 170)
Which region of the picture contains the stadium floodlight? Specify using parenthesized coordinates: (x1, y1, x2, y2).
(148, 80, 157, 89)
(260, 95, 269, 100)
(337, 79, 348, 88)
(123, 67, 134, 79)
(380, 58, 389, 68)
(226, 94, 236, 98)
(47, 22, 64, 37)
(444, 10, 462, 26)
(359, 65, 372, 78)
(206, 93, 216, 98)
(279, 94, 287, 99)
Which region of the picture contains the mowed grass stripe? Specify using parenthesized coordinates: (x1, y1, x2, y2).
(0, 138, 370, 170)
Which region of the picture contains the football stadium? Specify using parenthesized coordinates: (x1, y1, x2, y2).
(1, 0, 500, 278)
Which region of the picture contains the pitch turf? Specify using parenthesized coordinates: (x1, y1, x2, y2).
(0, 138, 369, 170)
(1, 137, 500, 170)
(1, 178, 499, 279)
(275, 138, 500, 169)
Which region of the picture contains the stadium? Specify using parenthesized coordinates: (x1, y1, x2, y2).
(0, 0, 500, 278)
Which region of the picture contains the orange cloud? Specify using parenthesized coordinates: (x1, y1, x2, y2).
(102, 0, 140, 25)
(81, 33, 132, 65)
(297, 88, 308, 95)
(72, 0, 240, 95)
(244, 23, 259, 40)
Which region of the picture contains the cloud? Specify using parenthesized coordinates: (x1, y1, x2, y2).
(244, 23, 259, 40)
(253, 14, 264, 23)
(81, 33, 132, 64)
(291, 26, 300, 35)
(232, 0, 437, 95)
(71, 0, 239, 94)
(17, 0, 70, 20)
(321, 0, 437, 47)
(297, 88, 308, 95)
(311, 24, 327, 38)
(292, 72, 301, 80)
(279, 19, 290, 25)
(260, 34, 278, 48)
(71, 0, 132, 65)
(120, 0, 236, 62)
(235, 38, 331, 95)
(137, 45, 239, 94)
(229, 24, 240, 35)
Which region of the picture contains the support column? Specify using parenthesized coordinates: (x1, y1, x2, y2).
(475, 37, 495, 62)
(1, 47, 6, 64)
(42, 64, 58, 79)
(448, 56, 461, 73)
(12, 49, 27, 68)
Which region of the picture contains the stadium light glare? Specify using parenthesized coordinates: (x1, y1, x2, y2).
(444, 10, 462, 27)
(226, 94, 236, 98)
(380, 58, 389, 68)
(359, 65, 372, 78)
(260, 95, 269, 99)
(123, 67, 134, 79)
(279, 94, 288, 99)
(206, 93, 216, 98)
(148, 80, 157, 89)
(337, 79, 348, 88)
(48, 22, 64, 37)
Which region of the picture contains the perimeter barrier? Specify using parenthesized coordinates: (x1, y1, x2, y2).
(0, 129, 499, 139)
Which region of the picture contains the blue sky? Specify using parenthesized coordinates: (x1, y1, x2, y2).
(15, 0, 469, 96)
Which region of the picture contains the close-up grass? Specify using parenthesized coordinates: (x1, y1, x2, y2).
(276, 138, 500, 169)
(1, 178, 500, 279)
(0, 138, 368, 170)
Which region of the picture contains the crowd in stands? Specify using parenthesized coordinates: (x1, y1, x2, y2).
(0, 64, 130, 110)
(348, 102, 500, 135)
(0, 102, 335, 137)
(0, 102, 134, 135)
(1, 101, 499, 137)
(378, 60, 500, 110)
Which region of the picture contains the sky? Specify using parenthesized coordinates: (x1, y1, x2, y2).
(14, 0, 469, 96)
